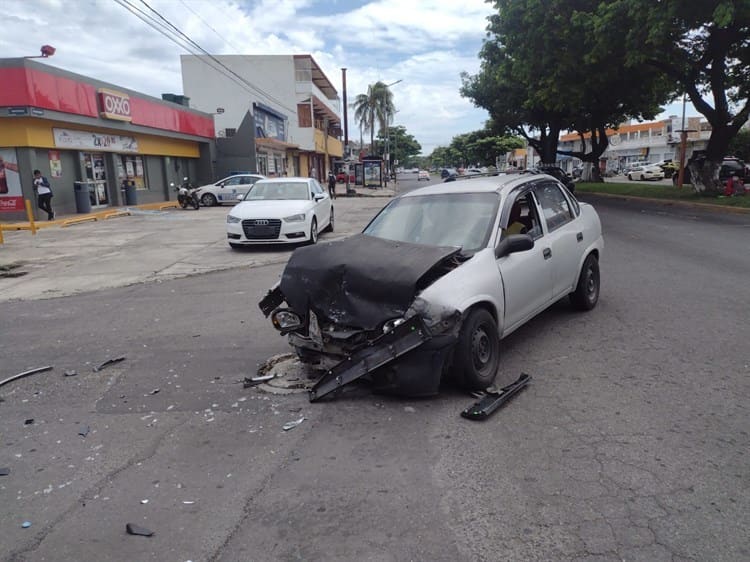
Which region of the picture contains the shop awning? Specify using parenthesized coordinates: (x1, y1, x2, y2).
(255, 137, 299, 151)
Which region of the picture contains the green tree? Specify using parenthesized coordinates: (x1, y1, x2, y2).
(728, 129, 750, 162)
(608, 0, 750, 192)
(429, 128, 523, 168)
(351, 82, 396, 154)
(375, 125, 422, 169)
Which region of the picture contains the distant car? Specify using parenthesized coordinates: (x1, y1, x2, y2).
(533, 165, 577, 192)
(258, 173, 603, 398)
(440, 168, 458, 179)
(464, 168, 483, 176)
(194, 174, 265, 206)
(417, 170, 430, 181)
(628, 163, 664, 181)
(226, 177, 333, 248)
(673, 156, 747, 186)
(336, 171, 355, 183)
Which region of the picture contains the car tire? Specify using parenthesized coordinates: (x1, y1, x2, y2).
(627, 174, 633, 181)
(640, 173, 646, 181)
(308, 217, 318, 245)
(201, 193, 218, 207)
(570, 253, 600, 311)
(324, 207, 334, 233)
(454, 308, 500, 391)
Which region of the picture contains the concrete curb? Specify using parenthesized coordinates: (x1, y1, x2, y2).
(578, 191, 750, 215)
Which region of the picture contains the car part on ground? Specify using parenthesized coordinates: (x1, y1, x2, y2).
(460, 373, 531, 420)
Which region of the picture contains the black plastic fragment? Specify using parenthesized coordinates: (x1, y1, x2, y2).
(24, 418, 34, 425)
(461, 373, 531, 421)
(126, 523, 154, 537)
(0, 467, 10, 476)
(93, 356, 126, 372)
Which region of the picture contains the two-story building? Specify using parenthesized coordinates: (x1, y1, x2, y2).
(181, 54, 343, 181)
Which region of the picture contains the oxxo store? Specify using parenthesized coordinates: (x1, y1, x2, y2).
(0, 58, 214, 220)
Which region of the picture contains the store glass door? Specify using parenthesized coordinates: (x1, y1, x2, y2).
(81, 152, 109, 207)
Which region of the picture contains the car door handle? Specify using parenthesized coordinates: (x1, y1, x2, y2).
(577, 232, 583, 242)
(543, 248, 552, 260)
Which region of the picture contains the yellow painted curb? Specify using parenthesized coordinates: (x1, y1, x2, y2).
(102, 211, 131, 220)
(61, 216, 98, 227)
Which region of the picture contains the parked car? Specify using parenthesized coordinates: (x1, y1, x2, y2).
(258, 173, 603, 398)
(226, 177, 333, 248)
(194, 174, 265, 206)
(672, 156, 747, 186)
(623, 161, 651, 175)
(440, 167, 458, 179)
(417, 170, 430, 181)
(336, 171, 355, 183)
(465, 168, 483, 175)
(627, 163, 664, 181)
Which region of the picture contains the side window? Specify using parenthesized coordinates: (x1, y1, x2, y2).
(535, 183, 574, 232)
(224, 177, 242, 186)
(311, 180, 323, 195)
(502, 192, 543, 240)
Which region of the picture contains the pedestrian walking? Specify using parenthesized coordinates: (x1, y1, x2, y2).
(32, 169, 54, 220)
(327, 171, 337, 199)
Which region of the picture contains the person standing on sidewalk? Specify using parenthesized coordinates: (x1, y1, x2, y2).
(33, 169, 54, 220)
(327, 171, 337, 199)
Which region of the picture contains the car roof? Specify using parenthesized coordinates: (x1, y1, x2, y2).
(220, 173, 264, 180)
(255, 177, 311, 184)
(402, 172, 556, 198)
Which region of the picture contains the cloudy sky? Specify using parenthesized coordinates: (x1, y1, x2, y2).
(5, 0, 696, 154)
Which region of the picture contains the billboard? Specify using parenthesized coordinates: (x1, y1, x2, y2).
(0, 148, 23, 212)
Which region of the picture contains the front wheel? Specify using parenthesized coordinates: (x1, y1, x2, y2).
(308, 218, 318, 245)
(201, 193, 217, 207)
(324, 207, 334, 232)
(180, 199, 188, 209)
(627, 174, 633, 181)
(570, 254, 600, 311)
(453, 308, 500, 391)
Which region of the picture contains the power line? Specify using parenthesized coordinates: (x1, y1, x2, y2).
(176, 0, 242, 52)
(111, 0, 297, 115)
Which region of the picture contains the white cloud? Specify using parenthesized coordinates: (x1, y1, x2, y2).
(1, 0, 496, 153)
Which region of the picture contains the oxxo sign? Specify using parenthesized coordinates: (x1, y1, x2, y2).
(97, 88, 132, 122)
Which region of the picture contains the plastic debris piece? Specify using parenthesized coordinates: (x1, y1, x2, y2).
(126, 523, 154, 537)
(24, 418, 35, 425)
(148, 388, 160, 395)
(78, 425, 90, 438)
(0, 467, 10, 476)
(64, 370, 78, 377)
(93, 356, 126, 372)
(243, 373, 275, 388)
(0, 366, 53, 389)
(140, 499, 149, 504)
(282, 417, 305, 431)
(22, 521, 32, 528)
(182, 500, 195, 505)
(404, 406, 416, 413)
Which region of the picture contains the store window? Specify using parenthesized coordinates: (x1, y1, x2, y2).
(116, 155, 148, 190)
(257, 153, 268, 176)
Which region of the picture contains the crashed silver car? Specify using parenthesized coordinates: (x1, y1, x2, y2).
(259, 172, 603, 401)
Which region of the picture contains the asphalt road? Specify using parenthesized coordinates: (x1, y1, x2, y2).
(1, 183, 749, 561)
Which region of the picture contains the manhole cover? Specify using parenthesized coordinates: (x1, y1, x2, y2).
(254, 353, 324, 395)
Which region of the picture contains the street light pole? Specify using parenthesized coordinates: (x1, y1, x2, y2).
(677, 92, 687, 189)
(383, 80, 403, 182)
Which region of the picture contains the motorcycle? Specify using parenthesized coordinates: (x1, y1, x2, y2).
(172, 177, 199, 210)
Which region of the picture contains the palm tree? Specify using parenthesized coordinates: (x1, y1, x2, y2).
(351, 81, 395, 154)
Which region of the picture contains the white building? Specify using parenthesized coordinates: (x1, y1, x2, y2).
(181, 54, 342, 179)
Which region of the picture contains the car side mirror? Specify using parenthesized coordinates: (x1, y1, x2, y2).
(495, 233, 534, 258)
(314, 193, 325, 201)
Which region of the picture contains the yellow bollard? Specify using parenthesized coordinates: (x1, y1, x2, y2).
(25, 199, 37, 235)
(0, 224, 4, 244)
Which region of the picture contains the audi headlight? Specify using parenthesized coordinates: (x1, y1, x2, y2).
(283, 213, 306, 222)
(271, 308, 303, 333)
(227, 215, 241, 224)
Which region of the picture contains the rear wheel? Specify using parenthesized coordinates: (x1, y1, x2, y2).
(201, 193, 217, 207)
(570, 254, 600, 311)
(640, 173, 646, 181)
(454, 308, 500, 391)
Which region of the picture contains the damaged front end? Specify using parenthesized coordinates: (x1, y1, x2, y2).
(257, 234, 466, 401)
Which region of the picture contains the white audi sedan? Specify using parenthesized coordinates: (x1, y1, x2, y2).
(194, 173, 265, 206)
(226, 178, 333, 248)
(259, 171, 603, 398)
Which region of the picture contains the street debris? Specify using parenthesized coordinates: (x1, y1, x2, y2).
(78, 425, 90, 438)
(0, 366, 53, 389)
(93, 356, 126, 372)
(243, 373, 275, 388)
(0, 467, 10, 476)
(24, 418, 34, 425)
(22, 521, 32, 529)
(460, 373, 531, 421)
(140, 499, 149, 504)
(64, 370, 78, 377)
(0, 263, 27, 278)
(282, 417, 305, 431)
(148, 388, 160, 395)
(182, 500, 195, 505)
(126, 523, 154, 537)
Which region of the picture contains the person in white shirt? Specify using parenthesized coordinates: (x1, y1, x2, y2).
(33, 169, 54, 220)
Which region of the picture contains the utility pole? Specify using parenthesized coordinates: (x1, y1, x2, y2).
(342, 68, 354, 196)
(677, 92, 687, 189)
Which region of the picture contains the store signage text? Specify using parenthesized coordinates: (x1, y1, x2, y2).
(52, 128, 139, 153)
(98, 89, 132, 122)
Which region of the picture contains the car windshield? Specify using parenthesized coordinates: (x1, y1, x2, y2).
(245, 182, 309, 201)
(363, 192, 499, 252)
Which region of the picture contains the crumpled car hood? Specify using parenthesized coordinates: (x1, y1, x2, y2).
(280, 234, 461, 331)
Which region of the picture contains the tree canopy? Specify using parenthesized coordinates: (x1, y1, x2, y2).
(351, 82, 396, 153)
(373, 125, 422, 168)
(428, 127, 523, 168)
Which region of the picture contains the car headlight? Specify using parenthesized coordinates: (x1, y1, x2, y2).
(227, 215, 241, 224)
(271, 308, 303, 333)
(283, 213, 306, 222)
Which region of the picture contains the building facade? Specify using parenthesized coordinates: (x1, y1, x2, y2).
(181, 54, 343, 180)
(0, 58, 215, 220)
